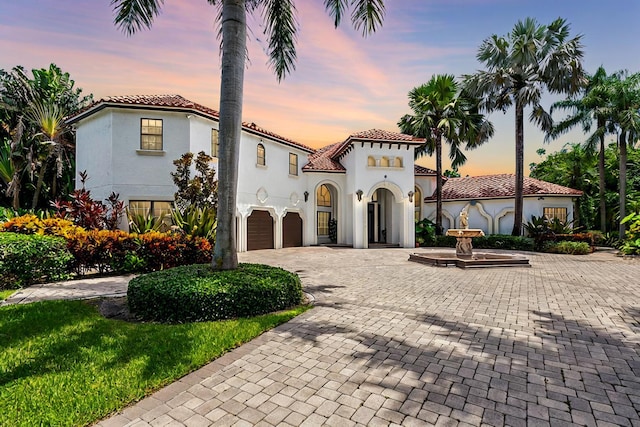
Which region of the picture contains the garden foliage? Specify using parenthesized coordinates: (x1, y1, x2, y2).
(620, 212, 640, 255)
(128, 263, 304, 323)
(0, 232, 72, 288)
(544, 241, 591, 255)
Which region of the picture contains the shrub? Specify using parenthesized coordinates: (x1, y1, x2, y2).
(0, 232, 72, 288)
(544, 241, 591, 255)
(128, 263, 304, 323)
(415, 218, 436, 246)
(171, 205, 216, 240)
(473, 235, 534, 251)
(127, 208, 166, 234)
(620, 212, 640, 255)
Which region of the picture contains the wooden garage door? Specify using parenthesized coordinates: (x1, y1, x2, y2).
(282, 212, 303, 248)
(247, 210, 274, 251)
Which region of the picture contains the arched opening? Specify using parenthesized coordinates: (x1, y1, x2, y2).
(282, 212, 303, 247)
(367, 156, 376, 167)
(256, 143, 265, 166)
(367, 188, 397, 245)
(414, 186, 422, 221)
(316, 184, 337, 244)
(394, 157, 403, 168)
(380, 156, 390, 167)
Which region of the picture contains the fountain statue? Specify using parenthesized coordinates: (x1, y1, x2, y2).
(445, 209, 485, 258)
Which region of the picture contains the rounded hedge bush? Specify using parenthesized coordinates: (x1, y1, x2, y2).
(127, 263, 304, 323)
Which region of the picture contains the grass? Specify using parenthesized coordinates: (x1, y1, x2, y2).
(0, 299, 310, 427)
(0, 289, 14, 301)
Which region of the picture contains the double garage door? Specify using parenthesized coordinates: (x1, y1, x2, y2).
(246, 210, 302, 250)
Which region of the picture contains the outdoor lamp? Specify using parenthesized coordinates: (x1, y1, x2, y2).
(408, 190, 414, 202)
(304, 191, 309, 202)
(356, 189, 363, 201)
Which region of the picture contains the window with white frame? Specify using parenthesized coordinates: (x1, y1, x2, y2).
(140, 118, 163, 150)
(211, 129, 219, 158)
(543, 207, 567, 222)
(289, 153, 298, 176)
(257, 143, 265, 166)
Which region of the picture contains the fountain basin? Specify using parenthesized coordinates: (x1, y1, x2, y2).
(409, 252, 530, 268)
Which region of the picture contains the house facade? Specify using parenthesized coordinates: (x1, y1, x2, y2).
(68, 95, 581, 251)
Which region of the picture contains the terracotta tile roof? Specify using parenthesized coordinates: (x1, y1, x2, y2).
(414, 165, 437, 176)
(331, 129, 425, 160)
(67, 94, 314, 153)
(302, 143, 346, 172)
(424, 174, 583, 201)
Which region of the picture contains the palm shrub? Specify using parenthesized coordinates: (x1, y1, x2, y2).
(171, 205, 217, 241)
(0, 232, 72, 288)
(127, 207, 166, 233)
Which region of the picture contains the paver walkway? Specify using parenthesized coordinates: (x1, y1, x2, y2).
(11, 247, 640, 426)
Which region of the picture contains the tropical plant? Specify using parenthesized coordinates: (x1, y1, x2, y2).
(398, 74, 493, 234)
(127, 207, 166, 233)
(620, 210, 640, 255)
(546, 67, 622, 232)
(463, 17, 586, 236)
(171, 205, 217, 240)
(111, 0, 387, 270)
(415, 218, 435, 246)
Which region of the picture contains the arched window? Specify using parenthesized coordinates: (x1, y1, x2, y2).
(257, 143, 265, 166)
(367, 156, 376, 167)
(414, 186, 422, 221)
(380, 156, 389, 167)
(317, 184, 331, 207)
(394, 157, 403, 167)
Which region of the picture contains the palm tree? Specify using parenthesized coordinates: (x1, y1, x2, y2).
(609, 72, 640, 236)
(463, 17, 586, 236)
(111, 0, 387, 270)
(547, 67, 621, 232)
(398, 74, 493, 235)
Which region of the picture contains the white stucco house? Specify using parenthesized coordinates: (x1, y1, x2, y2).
(68, 94, 582, 251)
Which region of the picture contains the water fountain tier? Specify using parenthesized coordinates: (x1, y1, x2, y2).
(446, 228, 485, 258)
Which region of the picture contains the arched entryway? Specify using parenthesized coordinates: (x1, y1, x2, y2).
(316, 183, 338, 244)
(246, 210, 274, 251)
(282, 211, 303, 248)
(367, 188, 397, 244)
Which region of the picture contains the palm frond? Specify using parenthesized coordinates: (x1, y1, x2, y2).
(263, 0, 298, 81)
(111, 0, 163, 35)
(323, 0, 348, 27)
(350, 0, 385, 37)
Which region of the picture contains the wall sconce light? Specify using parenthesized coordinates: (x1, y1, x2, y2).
(356, 189, 363, 202)
(304, 191, 309, 202)
(186, 114, 193, 119)
(408, 190, 415, 203)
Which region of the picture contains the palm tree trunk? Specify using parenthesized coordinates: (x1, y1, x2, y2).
(618, 132, 627, 237)
(598, 128, 607, 232)
(435, 133, 443, 235)
(512, 101, 525, 236)
(212, 0, 246, 270)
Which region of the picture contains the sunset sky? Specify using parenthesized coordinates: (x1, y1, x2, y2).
(2, 0, 639, 176)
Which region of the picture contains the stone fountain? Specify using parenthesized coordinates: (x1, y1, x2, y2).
(409, 209, 530, 268)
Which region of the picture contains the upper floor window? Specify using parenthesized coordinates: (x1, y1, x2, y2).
(140, 118, 163, 150)
(257, 143, 265, 166)
(289, 153, 298, 176)
(317, 184, 331, 207)
(380, 156, 390, 167)
(543, 207, 567, 223)
(367, 156, 376, 167)
(211, 129, 219, 158)
(394, 157, 403, 167)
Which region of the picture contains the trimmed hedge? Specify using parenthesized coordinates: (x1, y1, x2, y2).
(0, 232, 73, 289)
(428, 234, 534, 251)
(544, 241, 591, 255)
(128, 263, 304, 323)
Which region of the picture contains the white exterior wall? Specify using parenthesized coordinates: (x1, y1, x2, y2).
(75, 111, 113, 201)
(424, 196, 576, 235)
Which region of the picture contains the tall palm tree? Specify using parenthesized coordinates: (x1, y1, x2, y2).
(398, 74, 494, 235)
(609, 72, 640, 236)
(463, 17, 586, 236)
(112, 0, 386, 270)
(547, 67, 621, 232)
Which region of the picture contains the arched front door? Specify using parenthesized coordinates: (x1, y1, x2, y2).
(367, 188, 395, 244)
(316, 184, 337, 244)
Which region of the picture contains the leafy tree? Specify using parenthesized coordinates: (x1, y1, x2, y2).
(547, 67, 622, 232)
(112, 0, 386, 270)
(398, 74, 493, 235)
(171, 151, 218, 211)
(608, 72, 640, 236)
(463, 17, 586, 236)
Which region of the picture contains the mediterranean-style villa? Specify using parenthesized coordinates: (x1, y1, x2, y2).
(67, 95, 582, 251)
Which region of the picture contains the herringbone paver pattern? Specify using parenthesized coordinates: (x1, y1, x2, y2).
(97, 247, 640, 426)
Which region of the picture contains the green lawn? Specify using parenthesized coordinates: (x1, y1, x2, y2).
(0, 289, 14, 301)
(0, 299, 309, 426)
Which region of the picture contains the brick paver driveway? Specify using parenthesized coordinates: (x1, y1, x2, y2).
(101, 247, 640, 426)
